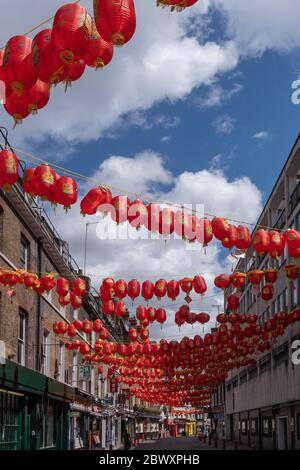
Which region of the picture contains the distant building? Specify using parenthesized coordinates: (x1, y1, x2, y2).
(224, 134, 300, 450)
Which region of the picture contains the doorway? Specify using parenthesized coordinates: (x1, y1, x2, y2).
(277, 416, 288, 450)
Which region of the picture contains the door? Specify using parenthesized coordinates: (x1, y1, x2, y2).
(277, 417, 288, 450)
(0, 389, 25, 450)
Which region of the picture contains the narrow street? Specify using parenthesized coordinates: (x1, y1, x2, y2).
(135, 437, 216, 451)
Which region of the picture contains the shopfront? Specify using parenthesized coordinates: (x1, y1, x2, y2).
(0, 360, 73, 450)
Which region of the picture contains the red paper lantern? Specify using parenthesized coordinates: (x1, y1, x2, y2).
(99, 327, 108, 340)
(235, 225, 251, 250)
(174, 210, 191, 239)
(2, 36, 37, 97)
(261, 284, 274, 301)
(142, 280, 154, 302)
(221, 224, 238, 249)
(196, 218, 213, 246)
(23, 273, 39, 289)
(167, 280, 180, 300)
(67, 324, 77, 337)
(84, 19, 113, 69)
(128, 199, 148, 229)
(72, 278, 87, 296)
(211, 217, 230, 241)
(63, 59, 86, 91)
(93, 319, 103, 332)
(156, 308, 167, 324)
(114, 279, 127, 299)
(230, 272, 247, 289)
(154, 279, 167, 300)
(180, 277, 193, 293)
(94, 0, 136, 46)
(103, 300, 115, 315)
(115, 300, 126, 317)
(253, 229, 270, 255)
(70, 292, 83, 309)
(214, 274, 231, 290)
(40, 274, 56, 292)
(248, 270, 264, 285)
(33, 164, 57, 200)
(197, 313, 210, 324)
(264, 269, 278, 284)
(129, 327, 138, 342)
(0, 150, 19, 191)
(127, 279, 140, 301)
(80, 186, 112, 215)
(111, 195, 130, 224)
(268, 230, 285, 258)
(56, 277, 69, 296)
(26, 79, 50, 115)
(82, 320, 93, 334)
(147, 204, 160, 233)
(159, 208, 174, 237)
(285, 265, 300, 281)
(32, 29, 69, 85)
(147, 307, 156, 322)
(136, 305, 147, 322)
(100, 284, 112, 302)
(193, 275, 207, 295)
(55, 176, 78, 210)
(52, 3, 92, 64)
(158, 0, 198, 10)
(4, 93, 30, 125)
(58, 293, 70, 306)
(227, 295, 239, 311)
(140, 327, 149, 341)
(22, 168, 37, 196)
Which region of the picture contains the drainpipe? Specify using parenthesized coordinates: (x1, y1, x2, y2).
(36, 239, 42, 372)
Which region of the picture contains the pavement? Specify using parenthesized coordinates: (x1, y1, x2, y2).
(134, 437, 253, 451)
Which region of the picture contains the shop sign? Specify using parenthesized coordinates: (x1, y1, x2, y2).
(79, 365, 91, 381)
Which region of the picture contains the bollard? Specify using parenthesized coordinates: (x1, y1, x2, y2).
(214, 438, 218, 449)
(208, 436, 212, 446)
(234, 441, 238, 450)
(222, 439, 226, 450)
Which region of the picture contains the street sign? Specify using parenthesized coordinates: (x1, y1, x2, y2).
(78, 365, 91, 381)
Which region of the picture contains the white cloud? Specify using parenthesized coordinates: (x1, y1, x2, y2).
(253, 131, 269, 140)
(0, 0, 239, 146)
(212, 114, 236, 134)
(211, 0, 300, 55)
(196, 82, 243, 109)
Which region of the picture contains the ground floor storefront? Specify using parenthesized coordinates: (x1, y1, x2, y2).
(0, 361, 73, 450)
(226, 400, 300, 450)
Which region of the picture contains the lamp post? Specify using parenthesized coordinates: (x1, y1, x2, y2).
(83, 221, 99, 275)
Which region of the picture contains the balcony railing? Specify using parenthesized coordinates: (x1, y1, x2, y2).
(274, 208, 286, 230)
(290, 180, 300, 215)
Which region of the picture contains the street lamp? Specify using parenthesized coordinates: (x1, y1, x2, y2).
(83, 221, 100, 275)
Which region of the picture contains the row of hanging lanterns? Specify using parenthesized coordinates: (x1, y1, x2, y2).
(0, 2, 136, 125)
(99, 275, 207, 303)
(51, 307, 300, 407)
(2, 154, 300, 259)
(0, 0, 201, 125)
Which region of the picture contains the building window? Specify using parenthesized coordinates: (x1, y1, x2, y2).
(20, 235, 30, 270)
(42, 330, 50, 376)
(251, 418, 258, 436)
(277, 294, 282, 312)
(17, 310, 27, 366)
(241, 420, 248, 435)
(297, 413, 300, 440)
(58, 341, 65, 382)
(40, 401, 55, 449)
(72, 352, 78, 385)
(262, 417, 272, 437)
